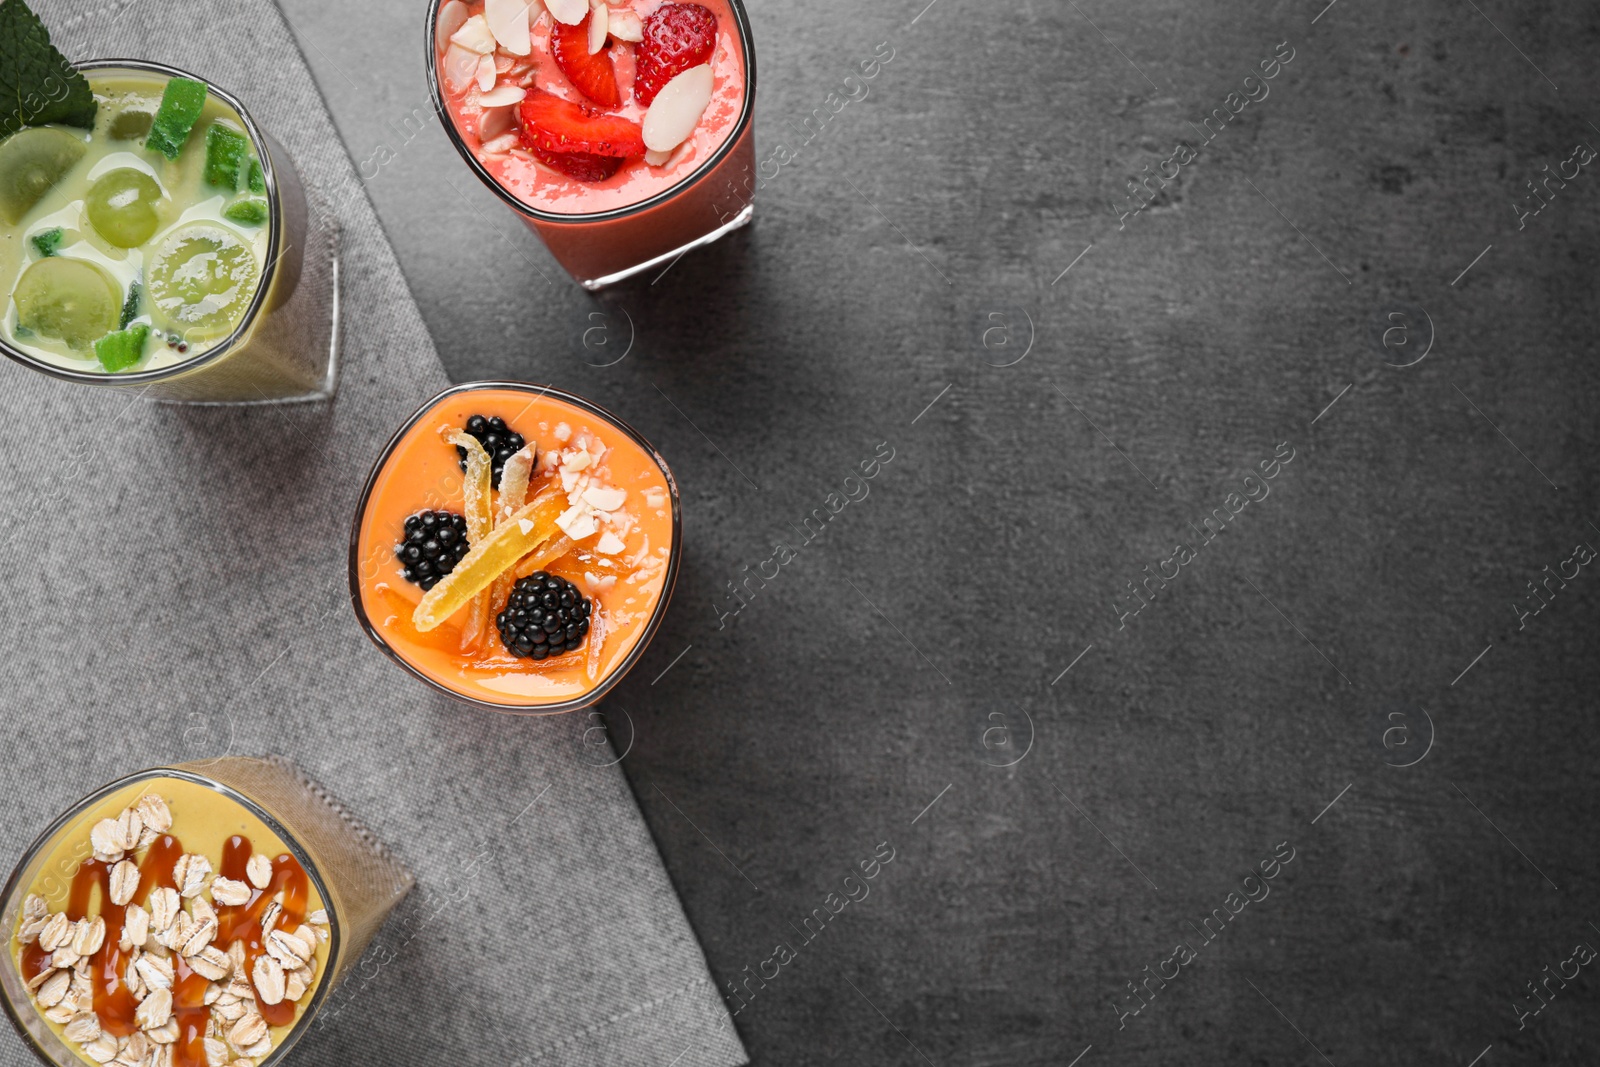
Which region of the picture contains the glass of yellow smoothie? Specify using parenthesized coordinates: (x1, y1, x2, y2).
(0, 60, 338, 403)
(1, 760, 412, 1067)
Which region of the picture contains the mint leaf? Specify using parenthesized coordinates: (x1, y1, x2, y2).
(0, 0, 97, 140)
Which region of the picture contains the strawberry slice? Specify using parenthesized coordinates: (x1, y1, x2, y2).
(634, 3, 718, 107)
(551, 13, 621, 108)
(525, 144, 626, 183)
(518, 90, 647, 158)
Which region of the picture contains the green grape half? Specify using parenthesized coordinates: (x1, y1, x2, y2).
(146, 223, 261, 342)
(0, 128, 88, 226)
(85, 168, 167, 249)
(13, 257, 122, 351)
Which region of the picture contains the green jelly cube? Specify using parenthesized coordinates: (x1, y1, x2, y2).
(30, 227, 63, 257)
(144, 77, 208, 161)
(223, 197, 268, 226)
(204, 124, 249, 189)
(247, 159, 265, 194)
(119, 281, 141, 330)
(93, 323, 150, 372)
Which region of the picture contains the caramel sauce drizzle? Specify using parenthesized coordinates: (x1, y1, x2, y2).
(21, 833, 310, 1067)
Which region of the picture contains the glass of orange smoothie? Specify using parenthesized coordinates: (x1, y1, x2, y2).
(349, 382, 681, 713)
(1, 760, 412, 1067)
(426, 0, 756, 288)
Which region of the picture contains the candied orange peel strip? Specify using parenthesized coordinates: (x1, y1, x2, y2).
(488, 444, 540, 617)
(450, 432, 496, 651)
(413, 489, 566, 632)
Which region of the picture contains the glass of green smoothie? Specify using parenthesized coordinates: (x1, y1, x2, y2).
(0, 59, 339, 403)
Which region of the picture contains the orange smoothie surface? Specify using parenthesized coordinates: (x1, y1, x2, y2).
(355, 387, 677, 709)
(436, 0, 748, 216)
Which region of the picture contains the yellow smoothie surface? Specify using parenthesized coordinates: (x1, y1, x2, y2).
(9, 776, 330, 1067)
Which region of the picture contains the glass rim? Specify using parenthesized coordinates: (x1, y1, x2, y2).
(423, 0, 758, 226)
(0, 58, 288, 388)
(0, 765, 344, 1067)
(347, 380, 685, 715)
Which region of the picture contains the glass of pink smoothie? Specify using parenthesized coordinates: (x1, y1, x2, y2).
(426, 0, 755, 289)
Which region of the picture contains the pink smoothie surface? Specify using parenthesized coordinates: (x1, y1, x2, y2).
(437, 0, 748, 216)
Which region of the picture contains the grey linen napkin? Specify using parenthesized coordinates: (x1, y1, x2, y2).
(0, 2, 747, 1066)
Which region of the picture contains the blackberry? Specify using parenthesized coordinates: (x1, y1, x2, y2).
(497, 572, 593, 660)
(395, 510, 470, 590)
(457, 414, 529, 488)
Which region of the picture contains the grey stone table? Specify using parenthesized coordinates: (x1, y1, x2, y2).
(282, 0, 1600, 1062)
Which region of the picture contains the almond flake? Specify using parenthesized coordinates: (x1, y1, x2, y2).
(545, 0, 586, 24)
(136, 988, 173, 1030)
(554, 422, 572, 442)
(39, 913, 72, 952)
(437, 0, 470, 48)
(582, 486, 626, 511)
(587, 0, 608, 52)
(644, 147, 673, 167)
(642, 64, 714, 153)
(595, 532, 627, 555)
(645, 489, 667, 508)
(209, 878, 251, 907)
(476, 53, 498, 92)
(485, 0, 533, 55)
(36, 970, 70, 1007)
(478, 85, 527, 108)
(450, 13, 497, 53)
(252, 956, 286, 1006)
(244, 854, 272, 890)
(555, 503, 599, 541)
(609, 7, 643, 41)
(444, 42, 482, 92)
